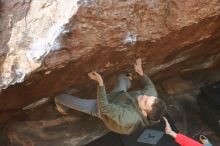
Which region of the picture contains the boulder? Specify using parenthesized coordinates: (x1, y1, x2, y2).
(0, 0, 220, 121)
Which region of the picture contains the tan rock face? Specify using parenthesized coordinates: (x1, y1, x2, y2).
(0, 0, 220, 120)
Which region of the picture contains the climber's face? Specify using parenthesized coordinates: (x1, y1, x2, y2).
(137, 95, 157, 117)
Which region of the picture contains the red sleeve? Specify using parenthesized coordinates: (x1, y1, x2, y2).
(175, 134, 203, 146)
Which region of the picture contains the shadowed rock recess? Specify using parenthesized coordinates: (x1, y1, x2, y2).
(0, 0, 220, 145)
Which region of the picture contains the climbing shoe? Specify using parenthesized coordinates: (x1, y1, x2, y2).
(126, 72, 133, 81)
(126, 65, 133, 81)
(55, 96, 69, 115)
(199, 135, 213, 146)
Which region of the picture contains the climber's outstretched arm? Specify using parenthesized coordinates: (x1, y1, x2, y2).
(134, 58, 157, 96)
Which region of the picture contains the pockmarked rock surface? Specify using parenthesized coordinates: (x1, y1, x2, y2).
(0, 0, 220, 122)
(1, 102, 108, 146)
(161, 76, 194, 95)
